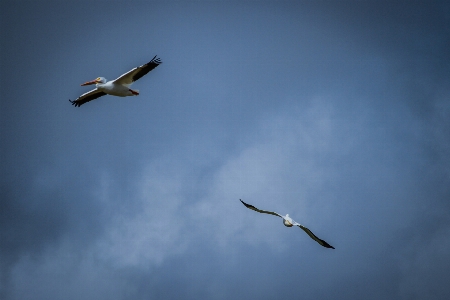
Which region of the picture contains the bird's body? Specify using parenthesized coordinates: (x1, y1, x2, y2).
(282, 215, 294, 227)
(96, 80, 136, 97)
(70, 55, 161, 107)
(240, 199, 335, 249)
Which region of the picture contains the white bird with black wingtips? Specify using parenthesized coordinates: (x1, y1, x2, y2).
(240, 199, 335, 249)
(69, 55, 162, 107)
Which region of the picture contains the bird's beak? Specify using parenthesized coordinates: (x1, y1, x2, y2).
(81, 79, 98, 86)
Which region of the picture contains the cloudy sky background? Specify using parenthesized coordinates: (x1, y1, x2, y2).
(1, 1, 450, 299)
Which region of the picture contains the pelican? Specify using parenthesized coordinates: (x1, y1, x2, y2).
(240, 199, 335, 249)
(69, 55, 162, 107)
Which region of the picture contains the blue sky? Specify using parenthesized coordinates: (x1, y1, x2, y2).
(1, 1, 450, 299)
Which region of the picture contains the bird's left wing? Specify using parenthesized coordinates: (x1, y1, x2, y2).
(240, 199, 283, 218)
(69, 88, 106, 107)
(114, 55, 162, 86)
(295, 223, 335, 249)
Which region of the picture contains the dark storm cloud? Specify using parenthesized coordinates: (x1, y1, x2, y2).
(1, 1, 450, 299)
(320, 1, 450, 116)
(0, 165, 111, 299)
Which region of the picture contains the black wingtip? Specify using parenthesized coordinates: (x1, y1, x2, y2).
(69, 99, 80, 107)
(321, 240, 335, 249)
(150, 55, 162, 65)
(240, 199, 255, 210)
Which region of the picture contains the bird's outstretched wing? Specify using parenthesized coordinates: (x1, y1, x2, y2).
(240, 199, 283, 218)
(296, 223, 335, 249)
(69, 89, 107, 107)
(114, 55, 162, 85)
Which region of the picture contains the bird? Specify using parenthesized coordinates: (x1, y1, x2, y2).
(69, 55, 162, 107)
(240, 199, 335, 249)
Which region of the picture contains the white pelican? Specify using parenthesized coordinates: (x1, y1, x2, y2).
(240, 199, 335, 249)
(69, 55, 162, 107)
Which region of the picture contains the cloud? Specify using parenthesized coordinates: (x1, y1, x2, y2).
(2, 1, 450, 299)
(397, 223, 450, 299)
(94, 162, 189, 268)
(86, 97, 343, 270)
(187, 97, 339, 244)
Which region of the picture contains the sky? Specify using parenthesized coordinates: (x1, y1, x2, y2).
(1, 1, 450, 299)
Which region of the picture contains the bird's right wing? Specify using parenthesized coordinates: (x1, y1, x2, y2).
(69, 88, 106, 107)
(114, 55, 162, 86)
(296, 224, 335, 249)
(240, 199, 283, 218)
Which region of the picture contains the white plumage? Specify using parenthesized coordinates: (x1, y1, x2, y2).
(69, 56, 162, 107)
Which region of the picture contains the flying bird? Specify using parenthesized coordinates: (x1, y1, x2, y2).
(240, 199, 335, 249)
(69, 55, 162, 107)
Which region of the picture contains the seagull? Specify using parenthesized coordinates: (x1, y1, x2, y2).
(69, 55, 162, 107)
(240, 199, 335, 249)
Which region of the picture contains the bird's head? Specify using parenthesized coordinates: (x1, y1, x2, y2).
(81, 77, 106, 86)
